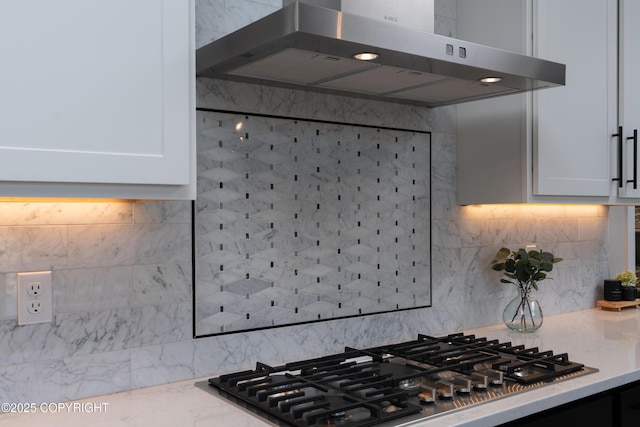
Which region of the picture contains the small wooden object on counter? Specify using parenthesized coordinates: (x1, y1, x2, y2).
(597, 299, 640, 311)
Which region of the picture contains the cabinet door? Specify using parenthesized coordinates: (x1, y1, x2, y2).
(457, 0, 618, 204)
(533, 0, 616, 197)
(0, 0, 192, 187)
(619, 383, 640, 427)
(617, 0, 640, 198)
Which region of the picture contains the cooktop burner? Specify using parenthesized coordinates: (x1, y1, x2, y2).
(196, 333, 598, 426)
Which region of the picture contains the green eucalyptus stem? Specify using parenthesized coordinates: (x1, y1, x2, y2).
(525, 294, 537, 328)
(510, 295, 523, 323)
(510, 288, 536, 329)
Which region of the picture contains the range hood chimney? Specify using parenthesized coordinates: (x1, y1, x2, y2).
(196, 1, 565, 107)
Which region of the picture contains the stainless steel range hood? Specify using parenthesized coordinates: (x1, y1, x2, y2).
(196, 1, 565, 107)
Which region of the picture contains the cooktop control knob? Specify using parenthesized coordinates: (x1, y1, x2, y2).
(452, 377, 472, 394)
(435, 381, 454, 399)
(418, 385, 436, 404)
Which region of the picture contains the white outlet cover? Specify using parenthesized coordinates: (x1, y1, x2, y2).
(17, 271, 53, 325)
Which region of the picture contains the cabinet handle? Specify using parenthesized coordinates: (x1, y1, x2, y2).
(627, 129, 638, 190)
(612, 126, 623, 188)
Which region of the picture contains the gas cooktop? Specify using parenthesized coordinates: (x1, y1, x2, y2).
(196, 333, 598, 426)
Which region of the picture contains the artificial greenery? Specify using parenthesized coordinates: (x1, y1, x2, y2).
(490, 247, 563, 292)
(615, 269, 637, 287)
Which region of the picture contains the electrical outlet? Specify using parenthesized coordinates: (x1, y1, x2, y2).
(27, 300, 43, 314)
(27, 282, 43, 297)
(17, 271, 52, 325)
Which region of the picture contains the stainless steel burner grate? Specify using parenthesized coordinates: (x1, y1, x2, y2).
(196, 333, 598, 426)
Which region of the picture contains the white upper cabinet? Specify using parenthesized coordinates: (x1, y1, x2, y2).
(456, 0, 619, 205)
(616, 0, 640, 199)
(533, 0, 615, 197)
(0, 0, 195, 200)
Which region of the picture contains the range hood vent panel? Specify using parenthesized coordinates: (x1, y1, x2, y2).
(196, 2, 565, 107)
(229, 48, 377, 85)
(319, 63, 449, 95)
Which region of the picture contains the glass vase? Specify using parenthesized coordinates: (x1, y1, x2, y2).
(503, 289, 543, 333)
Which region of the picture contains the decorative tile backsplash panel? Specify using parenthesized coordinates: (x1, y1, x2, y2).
(195, 111, 431, 335)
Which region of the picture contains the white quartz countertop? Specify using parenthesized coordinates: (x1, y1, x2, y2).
(2, 308, 639, 427)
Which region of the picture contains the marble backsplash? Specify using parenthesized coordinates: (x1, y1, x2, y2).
(194, 111, 432, 335)
(0, 0, 610, 405)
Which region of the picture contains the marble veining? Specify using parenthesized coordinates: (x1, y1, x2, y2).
(0, 349, 131, 404)
(0, 226, 67, 271)
(67, 224, 190, 267)
(133, 263, 192, 305)
(195, 0, 280, 49)
(194, 111, 432, 335)
(197, 79, 434, 132)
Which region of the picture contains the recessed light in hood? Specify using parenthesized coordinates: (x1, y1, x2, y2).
(196, 2, 565, 107)
(353, 52, 380, 61)
(479, 77, 503, 83)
